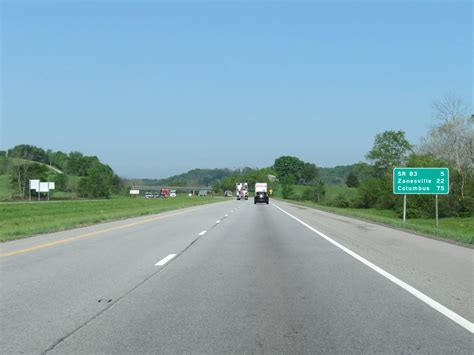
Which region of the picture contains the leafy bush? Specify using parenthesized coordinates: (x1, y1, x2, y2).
(354, 178, 383, 208)
(331, 194, 349, 208)
(459, 197, 474, 217)
(282, 184, 295, 199)
(301, 182, 326, 202)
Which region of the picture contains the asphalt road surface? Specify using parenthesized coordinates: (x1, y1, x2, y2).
(1, 199, 472, 354)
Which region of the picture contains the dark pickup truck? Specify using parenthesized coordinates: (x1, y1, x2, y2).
(254, 191, 269, 204)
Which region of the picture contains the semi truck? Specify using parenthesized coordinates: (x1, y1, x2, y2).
(236, 182, 248, 200)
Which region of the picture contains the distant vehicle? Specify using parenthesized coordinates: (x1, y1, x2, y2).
(145, 192, 153, 198)
(254, 183, 269, 204)
(224, 190, 233, 197)
(236, 182, 248, 200)
(170, 190, 177, 198)
(160, 189, 170, 198)
(153, 192, 161, 198)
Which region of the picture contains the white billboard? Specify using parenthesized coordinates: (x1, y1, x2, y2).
(130, 189, 140, 195)
(29, 179, 40, 191)
(39, 182, 50, 192)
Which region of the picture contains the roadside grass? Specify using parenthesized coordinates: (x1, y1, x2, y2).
(271, 183, 358, 201)
(325, 185, 358, 201)
(51, 191, 78, 199)
(0, 196, 224, 242)
(276, 199, 473, 245)
(0, 175, 11, 200)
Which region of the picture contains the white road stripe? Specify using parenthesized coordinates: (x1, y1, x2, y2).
(215, 220, 221, 224)
(155, 254, 176, 266)
(271, 202, 474, 334)
(225, 214, 229, 217)
(198, 230, 207, 236)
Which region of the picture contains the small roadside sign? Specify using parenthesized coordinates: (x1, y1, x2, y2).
(393, 168, 449, 195)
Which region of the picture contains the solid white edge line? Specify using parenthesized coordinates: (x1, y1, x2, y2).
(198, 230, 207, 236)
(155, 254, 176, 266)
(271, 202, 474, 334)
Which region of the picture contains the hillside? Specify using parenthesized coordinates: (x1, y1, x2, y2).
(134, 168, 243, 187)
(130, 164, 366, 188)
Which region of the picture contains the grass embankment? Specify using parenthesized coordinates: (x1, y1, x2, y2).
(0, 196, 224, 242)
(278, 199, 473, 245)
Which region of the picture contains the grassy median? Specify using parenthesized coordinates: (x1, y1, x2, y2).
(277, 199, 473, 245)
(0, 196, 224, 242)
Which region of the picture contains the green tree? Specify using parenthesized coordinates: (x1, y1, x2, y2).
(366, 130, 413, 173)
(300, 162, 318, 185)
(47, 173, 68, 191)
(10, 162, 49, 198)
(48, 151, 69, 170)
(78, 164, 113, 198)
(66, 152, 85, 175)
(273, 156, 305, 184)
(345, 171, 359, 187)
(8, 144, 49, 164)
(420, 99, 473, 199)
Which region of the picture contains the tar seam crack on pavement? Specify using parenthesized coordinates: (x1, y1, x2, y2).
(42, 212, 230, 354)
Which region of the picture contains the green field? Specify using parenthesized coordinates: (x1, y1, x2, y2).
(0, 196, 224, 242)
(278, 199, 473, 245)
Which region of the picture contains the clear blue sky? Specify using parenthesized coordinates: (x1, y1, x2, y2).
(1, 1, 471, 178)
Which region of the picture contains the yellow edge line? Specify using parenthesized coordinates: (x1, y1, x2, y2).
(0, 208, 197, 258)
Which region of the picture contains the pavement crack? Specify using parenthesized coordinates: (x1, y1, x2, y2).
(42, 221, 218, 354)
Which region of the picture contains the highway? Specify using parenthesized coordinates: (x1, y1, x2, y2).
(1, 199, 472, 353)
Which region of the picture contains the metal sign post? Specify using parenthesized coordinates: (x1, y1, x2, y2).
(435, 194, 439, 227)
(403, 194, 407, 223)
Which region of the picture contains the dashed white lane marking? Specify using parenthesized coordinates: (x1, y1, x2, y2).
(215, 220, 221, 224)
(198, 230, 207, 236)
(225, 214, 229, 217)
(271, 202, 474, 334)
(155, 254, 176, 266)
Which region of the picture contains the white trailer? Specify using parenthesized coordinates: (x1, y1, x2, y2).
(236, 182, 249, 200)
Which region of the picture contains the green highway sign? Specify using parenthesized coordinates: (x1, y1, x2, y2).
(393, 168, 449, 195)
